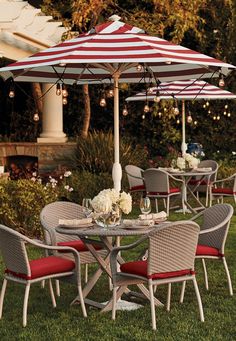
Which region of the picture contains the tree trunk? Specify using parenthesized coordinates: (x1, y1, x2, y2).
(81, 83, 91, 138)
(31, 82, 43, 115)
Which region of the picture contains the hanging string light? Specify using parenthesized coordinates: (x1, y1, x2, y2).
(225, 104, 228, 109)
(187, 114, 193, 123)
(144, 102, 150, 113)
(194, 120, 198, 125)
(176, 118, 180, 124)
(107, 88, 114, 98)
(62, 84, 68, 97)
(62, 97, 68, 105)
(154, 90, 161, 103)
(213, 115, 217, 120)
(122, 104, 128, 116)
(158, 111, 162, 117)
(9, 79, 15, 98)
(33, 112, 39, 121)
(223, 110, 227, 115)
(206, 101, 210, 107)
(219, 74, 225, 87)
(227, 112, 231, 117)
(173, 99, 179, 115)
(136, 63, 144, 72)
(56, 83, 62, 96)
(142, 114, 145, 119)
(99, 90, 106, 107)
(217, 115, 220, 120)
(203, 103, 206, 108)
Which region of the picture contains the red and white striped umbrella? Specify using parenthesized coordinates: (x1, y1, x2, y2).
(126, 79, 236, 154)
(0, 17, 235, 190)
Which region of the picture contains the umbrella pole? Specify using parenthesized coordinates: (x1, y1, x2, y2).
(112, 73, 122, 192)
(181, 100, 187, 156)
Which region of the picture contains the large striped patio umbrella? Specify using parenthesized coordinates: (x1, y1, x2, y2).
(0, 16, 235, 190)
(126, 79, 236, 154)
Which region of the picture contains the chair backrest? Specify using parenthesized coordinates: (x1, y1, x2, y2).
(143, 168, 170, 194)
(197, 203, 233, 252)
(40, 201, 84, 244)
(147, 221, 199, 276)
(125, 165, 144, 190)
(0, 224, 31, 277)
(198, 160, 218, 182)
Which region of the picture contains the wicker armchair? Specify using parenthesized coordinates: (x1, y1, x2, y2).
(40, 201, 107, 294)
(110, 221, 203, 330)
(209, 173, 236, 206)
(188, 160, 219, 206)
(143, 168, 184, 215)
(0, 224, 87, 327)
(188, 203, 234, 296)
(125, 165, 146, 194)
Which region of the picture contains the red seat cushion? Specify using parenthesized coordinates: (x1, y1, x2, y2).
(148, 187, 180, 196)
(57, 240, 102, 252)
(212, 188, 235, 195)
(189, 179, 209, 185)
(120, 260, 194, 279)
(196, 244, 223, 257)
(6, 256, 75, 280)
(130, 185, 146, 192)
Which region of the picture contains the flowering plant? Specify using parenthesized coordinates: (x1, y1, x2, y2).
(176, 153, 200, 170)
(91, 188, 132, 227)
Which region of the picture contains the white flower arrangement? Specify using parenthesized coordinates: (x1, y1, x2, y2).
(176, 153, 200, 170)
(91, 188, 132, 215)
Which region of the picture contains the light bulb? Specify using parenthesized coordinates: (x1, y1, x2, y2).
(176, 119, 180, 124)
(164, 107, 167, 112)
(136, 63, 143, 72)
(227, 112, 231, 117)
(147, 88, 152, 94)
(213, 115, 216, 120)
(206, 101, 209, 107)
(223, 111, 227, 115)
(122, 105, 128, 116)
(173, 107, 179, 115)
(107, 89, 114, 98)
(187, 115, 193, 123)
(203, 104, 206, 108)
(219, 76, 225, 87)
(194, 120, 198, 125)
(217, 115, 220, 120)
(144, 104, 150, 113)
(9, 90, 15, 98)
(225, 104, 228, 109)
(142, 114, 145, 119)
(33, 113, 39, 121)
(158, 112, 162, 117)
(59, 61, 66, 67)
(56, 84, 61, 96)
(165, 61, 172, 64)
(62, 97, 68, 105)
(208, 110, 211, 114)
(100, 97, 106, 107)
(62, 84, 68, 97)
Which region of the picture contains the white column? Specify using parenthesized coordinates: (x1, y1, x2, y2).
(37, 83, 67, 143)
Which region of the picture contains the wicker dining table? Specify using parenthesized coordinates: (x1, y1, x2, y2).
(56, 222, 166, 312)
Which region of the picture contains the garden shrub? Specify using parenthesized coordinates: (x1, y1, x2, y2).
(70, 130, 149, 174)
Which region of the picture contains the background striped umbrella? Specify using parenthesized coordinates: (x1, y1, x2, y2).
(0, 16, 235, 190)
(126, 79, 236, 154)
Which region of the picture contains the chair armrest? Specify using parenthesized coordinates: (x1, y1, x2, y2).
(168, 174, 184, 184)
(125, 171, 144, 181)
(212, 173, 236, 185)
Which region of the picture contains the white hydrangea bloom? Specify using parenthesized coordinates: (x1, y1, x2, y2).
(92, 194, 112, 214)
(119, 191, 132, 214)
(177, 157, 185, 170)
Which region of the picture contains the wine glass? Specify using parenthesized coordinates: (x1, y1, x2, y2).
(82, 198, 93, 217)
(139, 197, 151, 217)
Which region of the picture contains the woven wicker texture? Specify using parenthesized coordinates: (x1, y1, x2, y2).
(148, 221, 199, 275)
(125, 165, 144, 190)
(196, 204, 233, 250)
(144, 168, 171, 193)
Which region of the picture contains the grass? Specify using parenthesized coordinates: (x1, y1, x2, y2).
(0, 199, 236, 340)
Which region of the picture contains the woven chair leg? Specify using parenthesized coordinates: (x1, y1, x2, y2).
(41, 280, 45, 289)
(0, 278, 7, 319)
(78, 284, 87, 317)
(49, 279, 57, 308)
(166, 283, 171, 311)
(112, 286, 118, 320)
(149, 283, 156, 330)
(23, 283, 30, 327)
(192, 277, 204, 322)
(55, 280, 60, 297)
(180, 281, 186, 303)
(163, 199, 166, 208)
(155, 199, 158, 213)
(205, 188, 209, 207)
(166, 197, 170, 216)
(201, 259, 209, 290)
(84, 264, 88, 284)
(222, 257, 233, 296)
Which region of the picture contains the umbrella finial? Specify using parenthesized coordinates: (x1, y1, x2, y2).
(109, 15, 121, 22)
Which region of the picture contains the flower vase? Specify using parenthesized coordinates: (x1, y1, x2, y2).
(95, 205, 122, 229)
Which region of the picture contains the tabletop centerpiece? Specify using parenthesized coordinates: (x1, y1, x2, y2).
(91, 188, 132, 228)
(175, 153, 200, 171)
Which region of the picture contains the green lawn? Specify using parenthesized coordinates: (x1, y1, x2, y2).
(0, 201, 236, 340)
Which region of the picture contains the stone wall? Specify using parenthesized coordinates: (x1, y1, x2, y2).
(0, 142, 77, 174)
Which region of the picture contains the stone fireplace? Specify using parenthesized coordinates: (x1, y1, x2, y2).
(0, 142, 76, 177)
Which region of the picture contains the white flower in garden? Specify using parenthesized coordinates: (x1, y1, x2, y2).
(177, 157, 185, 170)
(64, 171, 72, 177)
(64, 185, 69, 190)
(119, 191, 132, 214)
(69, 187, 73, 192)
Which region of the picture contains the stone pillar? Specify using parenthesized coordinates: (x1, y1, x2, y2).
(37, 83, 67, 143)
